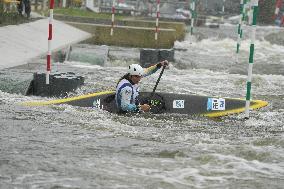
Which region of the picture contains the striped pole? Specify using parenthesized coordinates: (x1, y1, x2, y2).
(110, 0, 115, 36)
(46, 0, 54, 85)
(188, 0, 191, 31)
(274, 0, 283, 20)
(187, 0, 191, 30)
(190, 0, 196, 36)
(248, 1, 254, 25)
(245, 0, 259, 119)
(221, 0, 226, 22)
(155, 0, 160, 40)
(236, 0, 248, 63)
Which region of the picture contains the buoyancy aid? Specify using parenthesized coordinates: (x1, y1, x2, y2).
(115, 79, 140, 112)
(115, 62, 162, 112)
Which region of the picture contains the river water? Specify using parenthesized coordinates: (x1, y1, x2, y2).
(0, 23, 284, 189)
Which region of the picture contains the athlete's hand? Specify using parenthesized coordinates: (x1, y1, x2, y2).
(140, 104, 151, 112)
(160, 60, 169, 67)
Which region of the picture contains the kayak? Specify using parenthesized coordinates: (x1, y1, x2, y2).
(23, 91, 268, 118)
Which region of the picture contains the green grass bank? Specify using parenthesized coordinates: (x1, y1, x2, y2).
(67, 22, 176, 49)
(53, 8, 186, 48)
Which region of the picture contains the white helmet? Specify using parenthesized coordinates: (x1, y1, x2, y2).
(128, 64, 144, 76)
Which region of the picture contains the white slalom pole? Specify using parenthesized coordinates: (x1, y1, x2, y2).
(236, 0, 245, 63)
(155, 0, 160, 40)
(222, 0, 226, 22)
(110, 0, 115, 36)
(248, 1, 254, 25)
(190, 0, 196, 36)
(245, 0, 259, 119)
(188, 0, 192, 28)
(46, 0, 54, 85)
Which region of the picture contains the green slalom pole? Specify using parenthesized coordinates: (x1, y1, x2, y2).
(190, 0, 197, 35)
(236, 0, 246, 63)
(245, 0, 259, 119)
(236, 0, 251, 63)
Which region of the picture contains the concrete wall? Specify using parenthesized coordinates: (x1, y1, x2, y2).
(0, 18, 91, 70)
(67, 22, 176, 49)
(54, 14, 184, 48)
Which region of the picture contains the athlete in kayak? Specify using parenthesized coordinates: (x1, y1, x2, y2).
(115, 60, 169, 113)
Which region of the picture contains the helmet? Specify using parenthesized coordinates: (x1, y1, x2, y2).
(128, 64, 144, 76)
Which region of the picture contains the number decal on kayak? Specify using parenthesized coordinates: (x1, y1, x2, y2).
(207, 98, 226, 111)
(173, 100, 185, 109)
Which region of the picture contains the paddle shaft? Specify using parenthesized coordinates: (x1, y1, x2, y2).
(150, 65, 166, 98)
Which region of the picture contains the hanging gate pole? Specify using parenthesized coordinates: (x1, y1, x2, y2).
(110, 0, 115, 36)
(236, 0, 248, 63)
(155, 0, 160, 40)
(221, 0, 226, 22)
(46, 0, 54, 85)
(245, 0, 259, 119)
(190, 0, 196, 36)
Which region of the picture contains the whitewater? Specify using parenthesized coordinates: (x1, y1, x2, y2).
(0, 20, 283, 188)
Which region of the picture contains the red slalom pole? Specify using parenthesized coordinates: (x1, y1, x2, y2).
(46, 0, 54, 84)
(110, 0, 115, 36)
(155, 0, 160, 40)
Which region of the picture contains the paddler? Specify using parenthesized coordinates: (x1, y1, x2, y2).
(115, 60, 169, 113)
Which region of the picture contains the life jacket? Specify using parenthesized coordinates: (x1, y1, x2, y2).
(115, 79, 139, 112)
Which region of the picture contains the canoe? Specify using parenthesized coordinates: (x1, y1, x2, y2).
(23, 91, 268, 118)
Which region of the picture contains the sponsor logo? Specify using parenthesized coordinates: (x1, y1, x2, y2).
(173, 100, 185, 109)
(150, 99, 161, 106)
(207, 98, 225, 111)
(93, 99, 101, 109)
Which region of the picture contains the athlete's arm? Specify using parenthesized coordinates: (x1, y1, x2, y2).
(143, 60, 169, 77)
(119, 87, 151, 112)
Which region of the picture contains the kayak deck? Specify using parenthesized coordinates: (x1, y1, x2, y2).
(23, 91, 268, 118)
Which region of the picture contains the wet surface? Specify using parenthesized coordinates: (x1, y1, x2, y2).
(0, 24, 284, 188)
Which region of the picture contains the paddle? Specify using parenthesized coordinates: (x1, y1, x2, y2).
(150, 65, 166, 99)
(142, 65, 167, 113)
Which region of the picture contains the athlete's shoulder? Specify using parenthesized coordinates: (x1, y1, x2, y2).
(117, 79, 132, 88)
(118, 79, 131, 85)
